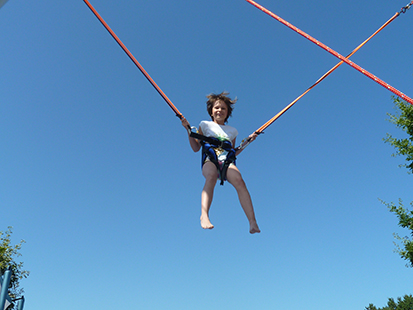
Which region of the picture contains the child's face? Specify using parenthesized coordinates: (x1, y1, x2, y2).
(211, 100, 228, 124)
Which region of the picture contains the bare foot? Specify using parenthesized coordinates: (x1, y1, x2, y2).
(249, 222, 261, 234)
(200, 215, 214, 230)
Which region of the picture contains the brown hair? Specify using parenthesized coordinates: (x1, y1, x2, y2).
(206, 91, 237, 123)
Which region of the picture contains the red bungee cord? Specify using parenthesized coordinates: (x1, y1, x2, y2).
(83, 0, 185, 121)
(238, 2, 413, 149)
(244, 0, 413, 106)
(83, 0, 412, 151)
(235, 0, 413, 150)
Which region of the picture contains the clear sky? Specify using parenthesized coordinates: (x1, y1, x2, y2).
(1, 0, 412, 309)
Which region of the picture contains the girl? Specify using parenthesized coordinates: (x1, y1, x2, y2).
(181, 92, 260, 234)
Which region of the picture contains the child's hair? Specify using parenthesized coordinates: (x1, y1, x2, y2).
(206, 91, 237, 123)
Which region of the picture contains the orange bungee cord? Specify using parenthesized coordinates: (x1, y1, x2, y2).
(245, 0, 413, 105)
(83, 0, 412, 151)
(83, 0, 186, 124)
(236, 0, 413, 150)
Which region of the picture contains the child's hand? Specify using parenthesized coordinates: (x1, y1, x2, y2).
(181, 117, 190, 130)
(249, 132, 258, 142)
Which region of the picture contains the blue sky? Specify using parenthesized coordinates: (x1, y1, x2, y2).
(1, 0, 412, 309)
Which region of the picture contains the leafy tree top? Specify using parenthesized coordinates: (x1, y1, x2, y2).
(366, 295, 413, 310)
(384, 97, 413, 173)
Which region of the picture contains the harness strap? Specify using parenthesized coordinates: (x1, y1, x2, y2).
(191, 132, 236, 185)
(190, 132, 233, 149)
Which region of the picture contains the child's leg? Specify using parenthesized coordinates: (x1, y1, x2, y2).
(201, 162, 218, 229)
(226, 165, 260, 234)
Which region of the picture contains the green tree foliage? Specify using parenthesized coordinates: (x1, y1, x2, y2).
(369, 99, 413, 310)
(380, 199, 413, 268)
(384, 97, 413, 173)
(365, 295, 413, 310)
(382, 98, 413, 268)
(0, 227, 29, 309)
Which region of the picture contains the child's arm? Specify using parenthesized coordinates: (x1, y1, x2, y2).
(181, 117, 202, 152)
(234, 132, 258, 156)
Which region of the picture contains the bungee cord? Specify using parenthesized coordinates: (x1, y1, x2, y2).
(244, 0, 413, 105)
(237, 1, 413, 150)
(84, 0, 413, 152)
(235, 0, 413, 150)
(83, 0, 186, 123)
(255, 10, 408, 134)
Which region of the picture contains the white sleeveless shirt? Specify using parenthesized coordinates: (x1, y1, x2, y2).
(199, 121, 238, 144)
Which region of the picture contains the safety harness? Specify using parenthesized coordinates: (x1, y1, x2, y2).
(190, 131, 236, 185)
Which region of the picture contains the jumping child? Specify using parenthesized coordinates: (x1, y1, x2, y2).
(181, 92, 260, 234)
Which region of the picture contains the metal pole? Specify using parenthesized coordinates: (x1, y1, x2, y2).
(17, 296, 25, 310)
(0, 268, 11, 310)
